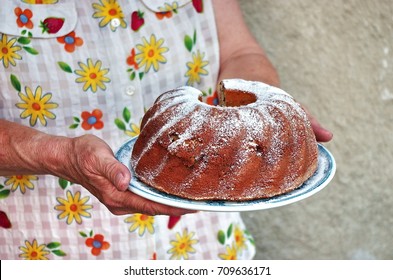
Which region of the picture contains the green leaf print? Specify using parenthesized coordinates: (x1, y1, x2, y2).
(52, 249, 66, 257)
(115, 118, 126, 131)
(69, 123, 79, 129)
(46, 242, 61, 249)
(79, 231, 88, 238)
(123, 107, 131, 123)
(10, 74, 21, 92)
(193, 30, 197, 45)
(217, 230, 226, 245)
(23, 46, 39, 55)
(130, 71, 136, 80)
(184, 35, 193, 52)
(58, 178, 69, 190)
(17, 37, 31, 45)
(0, 189, 10, 200)
(69, 117, 80, 129)
(227, 224, 233, 238)
(58, 61, 73, 73)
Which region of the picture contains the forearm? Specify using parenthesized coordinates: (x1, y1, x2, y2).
(0, 121, 191, 216)
(213, 0, 280, 87)
(218, 50, 280, 87)
(0, 119, 72, 176)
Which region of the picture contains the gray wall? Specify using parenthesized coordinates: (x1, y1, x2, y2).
(239, 0, 393, 259)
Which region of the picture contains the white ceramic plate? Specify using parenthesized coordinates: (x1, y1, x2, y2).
(115, 137, 336, 212)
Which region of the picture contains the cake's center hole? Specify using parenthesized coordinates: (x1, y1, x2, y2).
(219, 89, 257, 107)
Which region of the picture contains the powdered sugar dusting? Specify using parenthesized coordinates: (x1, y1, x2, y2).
(177, 109, 245, 192)
(132, 88, 201, 166)
(222, 79, 291, 99)
(144, 154, 169, 181)
(167, 105, 209, 154)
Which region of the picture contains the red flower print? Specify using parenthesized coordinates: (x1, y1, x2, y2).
(85, 234, 110, 256)
(155, 11, 172, 20)
(126, 48, 139, 70)
(14, 7, 34, 29)
(206, 91, 219, 106)
(57, 32, 84, 53)
(81, 109, 104, 130)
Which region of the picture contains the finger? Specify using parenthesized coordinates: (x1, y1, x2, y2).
(309, 116, 333, 143)
(302, 105, 333, 143)
(135, 196, 198, 216)
(108, 190, 197, 216)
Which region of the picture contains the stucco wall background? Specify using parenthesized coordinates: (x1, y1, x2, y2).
(239, 0, 393, 259)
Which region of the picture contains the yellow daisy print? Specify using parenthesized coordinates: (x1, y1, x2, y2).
(92, 0, 127, 31)
(219, 242, 238, 260)
(0, 34, 22, 68)
(16, 86, 58, 127)
(124, 214, 155, 236)
(135, 34, 168, 73)
(167, 229, 198, 260)
(55, 190, 93, 225)
(185, 50, 209, 86)
(5, 175, 38, 194)
(234, 225, 248, 254)
(158, 1, 179, 12)
(19, 239, 50, 260)
(75, 58, 110, 93)
(125, 123, 140, 137)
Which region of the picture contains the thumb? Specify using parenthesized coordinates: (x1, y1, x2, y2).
(107, 160, 132, 192)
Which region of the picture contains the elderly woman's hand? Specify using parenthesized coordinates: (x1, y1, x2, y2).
(63, 134, 195, 216)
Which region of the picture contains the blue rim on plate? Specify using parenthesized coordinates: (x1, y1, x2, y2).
(115, 137, 336, 212)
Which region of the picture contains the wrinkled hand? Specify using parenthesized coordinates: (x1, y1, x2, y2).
(63, 134, 194, 216)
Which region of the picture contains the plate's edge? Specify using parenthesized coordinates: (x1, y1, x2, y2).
(115, 138, 336, 212)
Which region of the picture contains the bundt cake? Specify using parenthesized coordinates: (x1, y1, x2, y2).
(131, 79, 318, 201)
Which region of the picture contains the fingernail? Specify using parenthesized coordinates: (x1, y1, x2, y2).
(322, 127, 333, 136)
(115, 173, 127, 191)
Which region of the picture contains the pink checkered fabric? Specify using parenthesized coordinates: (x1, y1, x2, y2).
(0, 0, 255, 260)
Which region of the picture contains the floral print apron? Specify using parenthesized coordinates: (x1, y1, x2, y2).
(0, 0, 255, 260)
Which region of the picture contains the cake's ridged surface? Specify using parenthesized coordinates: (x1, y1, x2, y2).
(131, 79, 318, 201)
